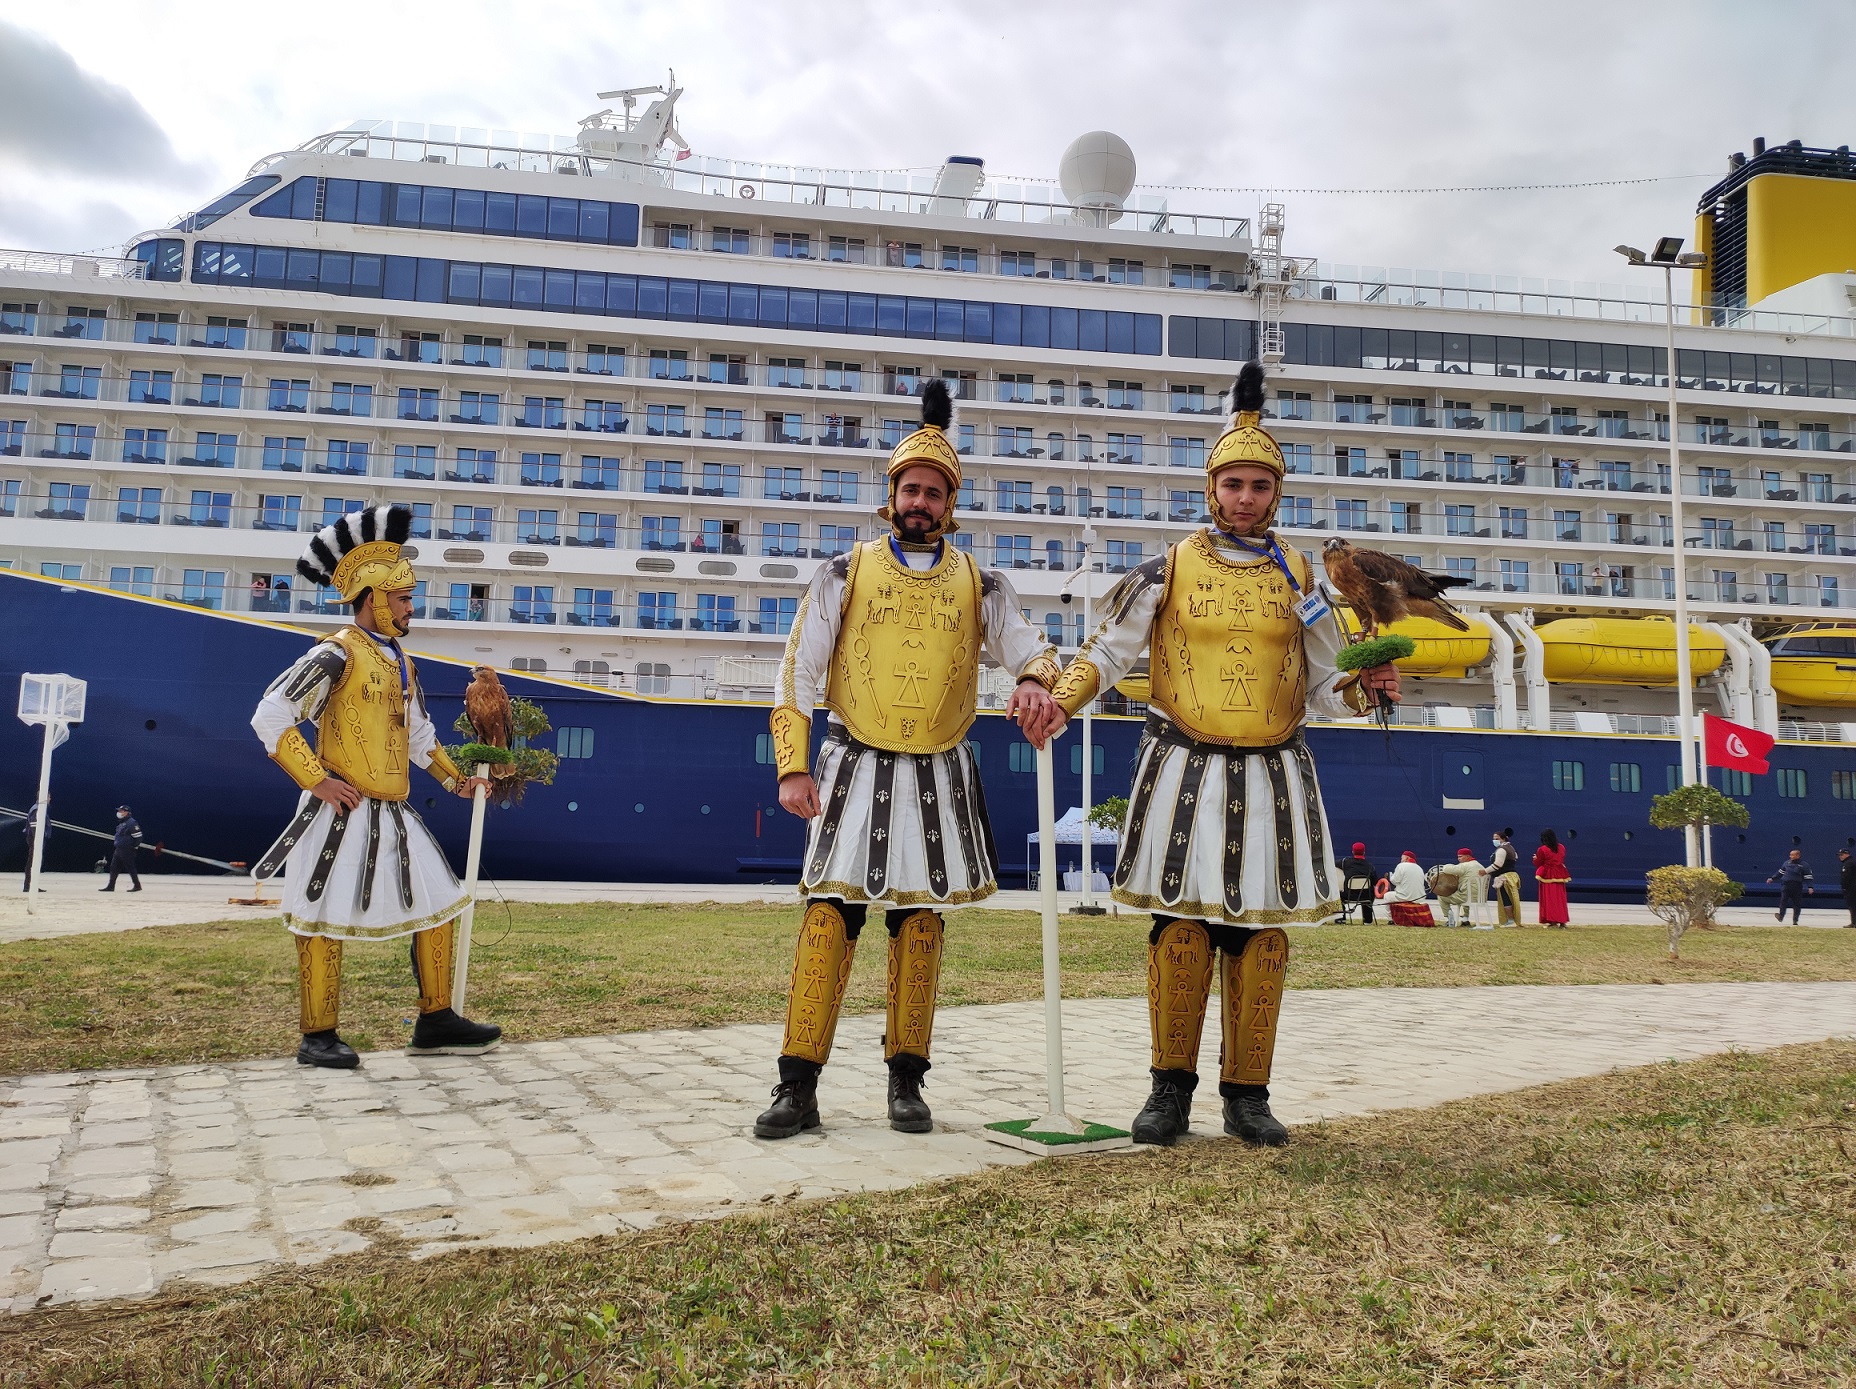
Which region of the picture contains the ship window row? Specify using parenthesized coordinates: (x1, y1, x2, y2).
(1172, 315, 1856, 399)
(248, 177, 643, 248)
(181, 241, 1164, 356)
(1548, 760, 1834, 800)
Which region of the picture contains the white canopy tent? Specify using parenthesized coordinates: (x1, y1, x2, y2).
(1025, 806, 1116, 891)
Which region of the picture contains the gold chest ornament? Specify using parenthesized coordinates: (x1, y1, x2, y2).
(317, 627, 413, 799)
(823, 540, 983, 753)
(1146, 531, 1310, 747)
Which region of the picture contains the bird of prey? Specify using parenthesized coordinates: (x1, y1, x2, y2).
(1321, 537, 1471, 637)
(464, 666, 514, 748)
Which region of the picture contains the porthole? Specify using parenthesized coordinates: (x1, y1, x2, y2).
(1444, 825, 1456, 836)
(567, 801, 578, 812)
(634, 802, 645, 813)
(700, 804, 711, 815)
(145, 720, 157, 730)
(425, 797, 436, 809)
(1622, 830, 1632, 840)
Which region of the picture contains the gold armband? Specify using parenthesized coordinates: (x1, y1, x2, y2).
(1016, 651, 1061, 691)
(427, 744, 465, 791)
(770, 705, 811, 779)
(1337, 674, 1370, 716)
(1050, 658, 1103, 719)
(270, 727, 328, 791)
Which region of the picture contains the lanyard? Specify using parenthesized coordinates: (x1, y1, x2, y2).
(889, 535, 942, 569)
(1218, 530, 1301, 594)
(365, 629, 409, 694)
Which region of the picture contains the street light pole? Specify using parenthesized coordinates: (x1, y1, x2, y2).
(1619, 239, 1708, 868)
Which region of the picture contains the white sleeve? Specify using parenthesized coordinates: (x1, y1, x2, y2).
(250, 641, 347, 754)
(979, 569, 1057, 678)
(774, 560, 846, 715)
(408, 679, 439, 769)
(1068, 566, 1164, 694)
(1302, 598, 1365, 720)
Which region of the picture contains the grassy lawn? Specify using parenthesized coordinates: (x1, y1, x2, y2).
(3, 904, 1856, 1077)
(4, 1040, 1850, 1386)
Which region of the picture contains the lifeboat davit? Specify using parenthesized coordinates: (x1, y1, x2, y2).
(1535, 617, 1725, 685)
(1762, 622, 1856, 707)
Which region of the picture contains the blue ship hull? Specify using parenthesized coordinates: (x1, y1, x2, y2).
(1, 570, 1846, 902)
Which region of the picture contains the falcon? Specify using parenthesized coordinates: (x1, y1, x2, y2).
(1320, 537, 1471, 637)
(464, 665, 514, 748)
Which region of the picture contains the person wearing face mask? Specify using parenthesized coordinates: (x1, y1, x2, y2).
(100, 806, 143, 892)
(250, 506, 499, 1070)
(1487, 828, 1523, 927)
(756, 381, 1063, 1141)
(1044, 362, 1401, 1150)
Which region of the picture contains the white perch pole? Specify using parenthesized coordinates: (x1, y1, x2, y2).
(1035, 742, 1083, 1134)
(450, 763, 489, 1014)
(22, 726, 56, 917)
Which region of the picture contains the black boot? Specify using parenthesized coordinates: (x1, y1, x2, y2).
(755, 1055, 821, 1140)
(406, 1007, 502, 1056)
(1130, 1068, 1197, 1146)
(886, 1054, 933, 1133)
(1222, 1084, 1289, 1146)
(297, 1029, 360, 1069)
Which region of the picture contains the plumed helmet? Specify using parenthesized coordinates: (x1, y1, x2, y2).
(1205, 361, 1287, 535)
(880, 378, 962, 540)
(295, 505, 417, 635)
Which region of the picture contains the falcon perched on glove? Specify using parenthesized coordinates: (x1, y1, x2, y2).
(1321, 537, 1471, 638)
(464, 666, 514, 749)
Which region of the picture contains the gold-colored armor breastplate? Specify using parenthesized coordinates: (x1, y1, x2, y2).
(823, 541, 983, 752)
(317, 627, 412, 799)
(1146, 531, 1309, 747)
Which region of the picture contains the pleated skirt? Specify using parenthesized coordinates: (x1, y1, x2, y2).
(799, 728, 998, 908)
(1112, 723, 1342, 927)
(256, 792, 470, 941)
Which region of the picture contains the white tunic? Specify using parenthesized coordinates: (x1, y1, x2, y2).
(1383, 859, 1428, 903)
(778, 542, 1053, 908)
(250, 632, 469, 941)
(1071, 528, 1362, 926)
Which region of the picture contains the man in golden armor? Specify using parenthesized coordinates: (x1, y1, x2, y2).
(250, 505, 501, 1069)
(1048, 362, 1401, 1147)
(756, 380, 1064, 1139)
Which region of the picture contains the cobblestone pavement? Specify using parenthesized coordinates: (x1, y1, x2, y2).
(2, 980, 1852, 1311)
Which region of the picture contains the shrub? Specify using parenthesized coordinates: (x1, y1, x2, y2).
(449, 697, 559, 804)
(1646, 865, 1743, 959)
(1087, 797, 1128, 832)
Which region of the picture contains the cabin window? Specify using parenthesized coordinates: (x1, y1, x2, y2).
(556, 728, 595, 760)
(1551, 761, 1584, 792)
(1831, 771, 1855, 801)
(1008, 743, 1036, 774)
(1607, 763, 1641, 793)
(1774, 768, 1808, 799)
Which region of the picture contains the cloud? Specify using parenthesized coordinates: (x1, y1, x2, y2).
(0, 18, 198, 182)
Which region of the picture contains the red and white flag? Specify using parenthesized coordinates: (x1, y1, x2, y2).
(1703, 713, 1774, 775)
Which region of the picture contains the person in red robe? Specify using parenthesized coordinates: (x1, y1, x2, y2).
(1533, 830, 1570, 928)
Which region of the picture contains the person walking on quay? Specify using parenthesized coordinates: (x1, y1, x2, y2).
(1533, 829, 1570, 928)
(251, 505, 500, 1070)
(1045, 362, 1400, 1148)
(1337, 842, 1377, 923)
(1839, 847, 1856, 928)
(1488, 827, 1523, 927)
(755, 381, 1063, 1141)
(17, 803, 44, 893)
(100, 806, 143, 892)
(1767, 848, 1814, 924)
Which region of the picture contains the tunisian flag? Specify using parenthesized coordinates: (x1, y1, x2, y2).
(1704, 713, 1775, 775)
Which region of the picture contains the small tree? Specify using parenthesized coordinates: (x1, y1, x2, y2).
(1646, 865, 1743, 958)
(1087, 797, 1128, 832)
(1649, 783, 1749, 837)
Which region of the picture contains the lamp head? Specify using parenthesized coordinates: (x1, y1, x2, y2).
(1615, 244, 1647, 265)
(1650, 236, 1685, 265)
(1675, 252, 1708, 268)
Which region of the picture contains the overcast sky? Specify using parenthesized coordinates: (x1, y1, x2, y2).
(0, 0, 1847, 286)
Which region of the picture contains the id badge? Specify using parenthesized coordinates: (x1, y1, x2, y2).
(1294, 589, 1332, 628)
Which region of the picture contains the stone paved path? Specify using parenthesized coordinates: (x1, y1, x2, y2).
(2, 980, 1853, 1312)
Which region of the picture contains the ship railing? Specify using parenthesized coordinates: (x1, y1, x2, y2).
(1295, 267, 1856, 340)
(1776, 719, 1856, 744)
(0, 249, 146, 282)
(292, 125, 1250, 240)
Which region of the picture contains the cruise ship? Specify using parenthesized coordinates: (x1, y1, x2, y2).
(4, 85, 1855, 894)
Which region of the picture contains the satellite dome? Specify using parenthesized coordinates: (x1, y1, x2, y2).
(1059, 131, 1137, 213)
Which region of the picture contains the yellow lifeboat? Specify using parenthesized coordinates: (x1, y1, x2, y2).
(1384, 614, 1491, 678)
(1114, 671, 1151, 702)
(1762, 622, 1856, 707)
(1535, 617, 1725, 685)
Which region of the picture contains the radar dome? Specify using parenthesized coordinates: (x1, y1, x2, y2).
(1059, 131, 1136, 213)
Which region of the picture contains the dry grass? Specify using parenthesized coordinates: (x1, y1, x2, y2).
(4, 1040, 1851, 1386)
(4, 905, 1856, 1076)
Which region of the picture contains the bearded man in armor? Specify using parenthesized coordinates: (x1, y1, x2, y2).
(250, 505, 501, 1069)
(755, 380, 1065, 1139)
(1047, 362, 1401, 1147)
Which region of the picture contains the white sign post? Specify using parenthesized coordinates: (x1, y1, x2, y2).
(16, 674, 87, 916)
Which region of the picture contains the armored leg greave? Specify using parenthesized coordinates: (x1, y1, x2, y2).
(781, 899, 859, 1065)
(410, 924, 455, 1015)
(1219, 927, 1288, 1089)
(884, 909, 944, 1063)
(296, 934, 343, 1034)
(1148, 918, 1214, 1073)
